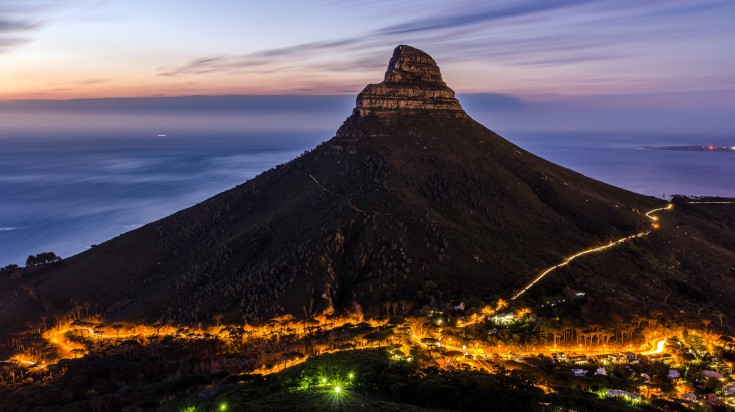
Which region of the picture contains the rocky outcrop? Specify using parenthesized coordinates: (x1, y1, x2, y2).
(354, 45, 467, 118)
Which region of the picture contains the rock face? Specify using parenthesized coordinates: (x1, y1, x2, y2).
(355, 45, 467, 118)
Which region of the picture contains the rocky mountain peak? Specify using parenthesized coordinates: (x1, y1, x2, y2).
(383, 45, 443, 84)
(354, 45, 466, 118)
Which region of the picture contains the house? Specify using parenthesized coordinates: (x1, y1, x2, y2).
(608, 354, 625, 364)
(668, 369, 681, 380)
(570, 355, 588, 365)
(551, 352, 566, 363)
(420, 337, 441, 347)
(572, 368, 587, 377)
(703, 370, 724, 380)
(640, 373, 651, 382)
(702, 393, 726, 407)
(491, 313, 516, 325)
(681, 393, 697, 402)
(723, 384, 735, 396)
(596, 368, 606, 376)
(606, 390, 639, 401)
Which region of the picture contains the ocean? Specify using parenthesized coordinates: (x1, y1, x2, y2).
(1, 129, 733, 266)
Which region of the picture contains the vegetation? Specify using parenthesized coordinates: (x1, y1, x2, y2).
(24, 251, 61, 267)
(0, 264, 18, 273)
(171, 349, 644, 412)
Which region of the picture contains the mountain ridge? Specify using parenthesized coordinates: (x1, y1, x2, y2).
(1, 45, 734, 334)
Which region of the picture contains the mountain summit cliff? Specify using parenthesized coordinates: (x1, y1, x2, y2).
(355, 45, 466, 117)
(1, 46, 734, 332)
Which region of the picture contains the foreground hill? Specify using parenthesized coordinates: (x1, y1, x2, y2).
(1, 46, 734, 332)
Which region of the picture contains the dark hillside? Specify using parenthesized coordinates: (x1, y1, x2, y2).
(1, 46, 733, 333)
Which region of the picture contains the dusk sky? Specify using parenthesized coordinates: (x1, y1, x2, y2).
(2, 0, 734, 132)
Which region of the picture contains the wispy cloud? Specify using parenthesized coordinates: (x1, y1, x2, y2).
(0, 0, 97, 53)
(0, 37, 29, 53)
(159, 39, 362, 77)
(157, 0, 734, 97)
(1, 95, 355, 115)
(0, 18, 39, 32)
(379, 0, 599, 35)
(0, 2, 49, 53)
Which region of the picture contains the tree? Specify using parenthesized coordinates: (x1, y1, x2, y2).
(713, 310, 725, 327)
(111, 323, 124, 337)
(25, 255, 36, 267)
(25, 252, 61, 267)
(1, 264, 18, 272)
(701, 318, 712, 332)
(384, 301, 392, 318)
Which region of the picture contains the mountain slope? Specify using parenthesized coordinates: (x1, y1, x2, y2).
(2, 46, 734, 332)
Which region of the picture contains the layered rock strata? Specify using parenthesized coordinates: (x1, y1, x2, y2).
(354, 45, 467, 118)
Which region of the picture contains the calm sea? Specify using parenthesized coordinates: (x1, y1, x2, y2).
(1, 129, 733, 266)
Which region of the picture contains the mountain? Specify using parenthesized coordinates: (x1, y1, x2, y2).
(2, 45, 734, 332)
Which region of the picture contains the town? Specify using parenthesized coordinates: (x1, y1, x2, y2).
(2, 293, 733, 411)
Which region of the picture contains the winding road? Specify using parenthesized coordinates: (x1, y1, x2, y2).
(640, 338, 666, 355)
(510, 204, 674, 301)
(300, 167, 678, 305)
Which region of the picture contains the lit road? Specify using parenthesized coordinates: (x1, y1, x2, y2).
(511, 204, 673, 301)
(47, 329, 80, 359)
(43, 325, 169, 361)
(421, 337, 495, 373)
(640, 338, 666, 355)
(1, 357, 44, 368)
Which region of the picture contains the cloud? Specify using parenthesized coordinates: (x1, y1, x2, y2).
(0, 37, 29, 53)
(0, 18, 39, 32)
(379, 0, 599, 35)
(1, 95, 355, 115)
(0, 2, 48, 53)
(378, 0, 733, 37)
(159, 39, 363, 77)
(77, 78, 112, 85)
(0, 1, 101, 53)
(158, 0, 735, 89)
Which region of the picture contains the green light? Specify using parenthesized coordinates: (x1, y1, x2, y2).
(334, 386, 341, 393)
(218, 402, 228, 411)
(321, 377, 327, 384)
(181, 407, 196, 412)
(348, 372, 355, 380)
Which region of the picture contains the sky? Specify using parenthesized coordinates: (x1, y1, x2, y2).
(1, 0, 734, 132)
